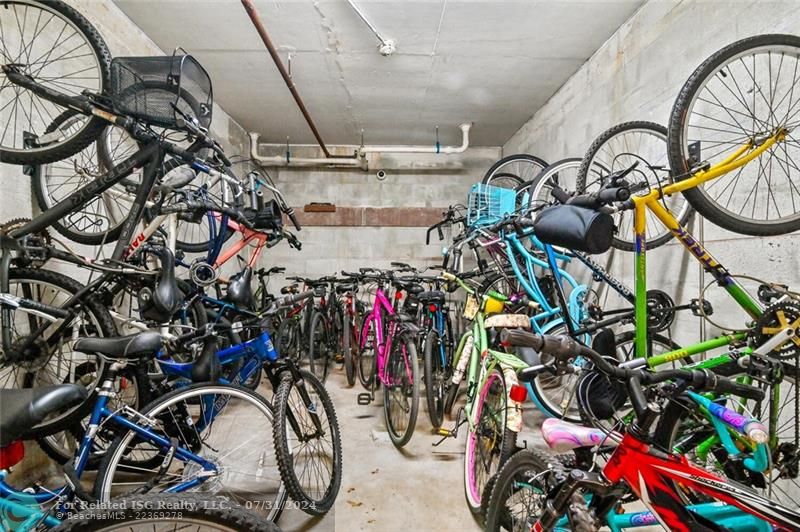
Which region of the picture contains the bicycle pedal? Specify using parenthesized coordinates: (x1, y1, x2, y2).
(357, 393, 372, 405)
(435, 427, 453, 437)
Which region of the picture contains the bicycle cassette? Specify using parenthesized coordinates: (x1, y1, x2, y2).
(753, 300, 800, 360)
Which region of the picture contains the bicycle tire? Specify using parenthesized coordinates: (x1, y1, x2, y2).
(667, 34, 800, 236)
(52, 493, 280, 531)
(343, 315, 357, 387)
(272, 369, 342, 515)
(484, 449, 559, 532)
(577, 121, 694, 251)
(482, 154, 549, 189)
(307, 311, 330, 382)
(95, 383, 287, 523)
(383, 329, 419, 448)
(0, 267, 117, 435)
(423, 329, 446, 429)
(464, 366, 517, 515)
(32, 109, 132, 245)
(0, 0, 111, 165)
(358, 317, 377, 390)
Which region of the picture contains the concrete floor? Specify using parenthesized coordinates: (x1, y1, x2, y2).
(277, 364, 549, 532)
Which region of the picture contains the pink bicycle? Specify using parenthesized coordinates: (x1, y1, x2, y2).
(343, 268, 420, 448)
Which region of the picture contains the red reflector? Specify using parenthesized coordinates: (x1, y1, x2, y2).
(509, 384, 527, 402)
(428, 304, 437, 312)
(0, 440, 24, 469)
(320, 297, 326, 306)
(346, 296, 352, 305)
(119, 377, 128, 390)
(394, 292, 403, 300)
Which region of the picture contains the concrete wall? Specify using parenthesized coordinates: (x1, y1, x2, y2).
(503, 0, 800, 344)
(257, 146, 501, 290)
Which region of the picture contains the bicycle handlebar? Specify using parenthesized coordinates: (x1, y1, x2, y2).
(502, 329, 765, 430)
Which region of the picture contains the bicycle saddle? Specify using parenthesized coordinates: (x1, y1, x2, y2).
(74, 332, 163, 359)
(0, 384, 87, 446)
(417, 290, 445, 302)
(541, 418, 619, 452)
(226, 266, 255, 310)
(138, 246, 183, 323)
(335, 283, 357, 294)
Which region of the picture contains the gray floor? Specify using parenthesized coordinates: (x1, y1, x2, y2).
(276, 365, 549, 532)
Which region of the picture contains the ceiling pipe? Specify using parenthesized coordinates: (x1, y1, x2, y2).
(249, 123, 472, 170)
(249, 132, 366, 169)
(241, 0, 349, 159)
(359, 123, 471, 155)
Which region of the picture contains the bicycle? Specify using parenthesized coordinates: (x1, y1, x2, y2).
(343, 268, 420, 448)
(486, 328, 796, 531)
(433, 270, 530, 515)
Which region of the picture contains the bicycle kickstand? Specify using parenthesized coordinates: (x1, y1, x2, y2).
(432, 407, 466, 447)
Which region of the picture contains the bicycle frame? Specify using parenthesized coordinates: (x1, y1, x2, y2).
(0, 366, 216, 508)
(360, 285, 398, 386)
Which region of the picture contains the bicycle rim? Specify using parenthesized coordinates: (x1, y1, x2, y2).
(383, 332, 418, 447)
(96, 384, 286, 522)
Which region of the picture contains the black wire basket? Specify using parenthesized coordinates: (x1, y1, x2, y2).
(109, 52, 213, 130)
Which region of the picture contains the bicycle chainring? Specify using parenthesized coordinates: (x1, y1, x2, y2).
(645, 289, 675, 333)
(753, 301, 800, 360)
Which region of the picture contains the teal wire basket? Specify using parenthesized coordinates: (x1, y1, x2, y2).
(466, 184, 516, 227)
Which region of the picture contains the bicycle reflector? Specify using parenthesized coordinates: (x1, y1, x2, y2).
(0, 440, 24, 469)
(394, 292, 403, 300)
(509, 384, 527, 402)
(429, 304, 437, 312)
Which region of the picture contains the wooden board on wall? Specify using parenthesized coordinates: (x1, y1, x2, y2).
(292, 207, 445, 227)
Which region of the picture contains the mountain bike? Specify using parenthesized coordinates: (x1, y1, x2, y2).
(343, 268, 420, 448)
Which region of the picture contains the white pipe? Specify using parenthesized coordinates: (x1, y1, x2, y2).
(248, 123, 472, 169)
(249, 132, 365, 168)
(358, 123, 471, 155)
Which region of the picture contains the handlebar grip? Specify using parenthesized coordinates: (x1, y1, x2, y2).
(596, 187, 631, 204)
(714, 376, 765, 402)
(285, 208, 301, 231)
(500, 329, 544, 350)
(215, 146, 232, 168)
(550, 184, 571, 204)
(341, 271, 359, 277)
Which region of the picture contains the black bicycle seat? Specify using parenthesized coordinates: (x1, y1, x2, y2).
(74, 332, 162, 359)
(417, 290, 446, 302)
(0, 385, 87, 446)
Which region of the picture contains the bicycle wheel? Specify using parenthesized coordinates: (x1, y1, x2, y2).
(484, 449, 559, 532)
(0, 0, 111, 165)
(578, 121, 693, 251)
(464, 366, 517, 515)
(668, 34, 800, 236)
(423, 329, 447, 429)
(383, 329, 419, 448)
(526, 158, 585, 211)
(275, 317, 300, 363)
(273, 369, 342, 515)
(654, 374, 800, 513)
(0, 268, 117, 432)
(482, 154, 549, 190)
(32, 110, 136, 245)
(342, 315, 358, 387)
(307, 311, 330, 382)
(358, 317, 377, 390)
(51, 493, 280, 531)
(95, 383, 287, 522)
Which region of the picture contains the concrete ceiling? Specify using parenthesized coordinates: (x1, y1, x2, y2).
(114, 0, 644, 147)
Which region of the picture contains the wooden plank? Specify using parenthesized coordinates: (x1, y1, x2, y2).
(289, 207, 445, 227)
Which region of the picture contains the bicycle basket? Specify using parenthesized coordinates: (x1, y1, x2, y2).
(110, 54, 213, 130)
(466, 184, 516, 227)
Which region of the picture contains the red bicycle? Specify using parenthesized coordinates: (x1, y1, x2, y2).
(486, 329, 800, 532)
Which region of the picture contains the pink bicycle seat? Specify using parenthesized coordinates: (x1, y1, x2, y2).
(541, 418, 619, 452)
